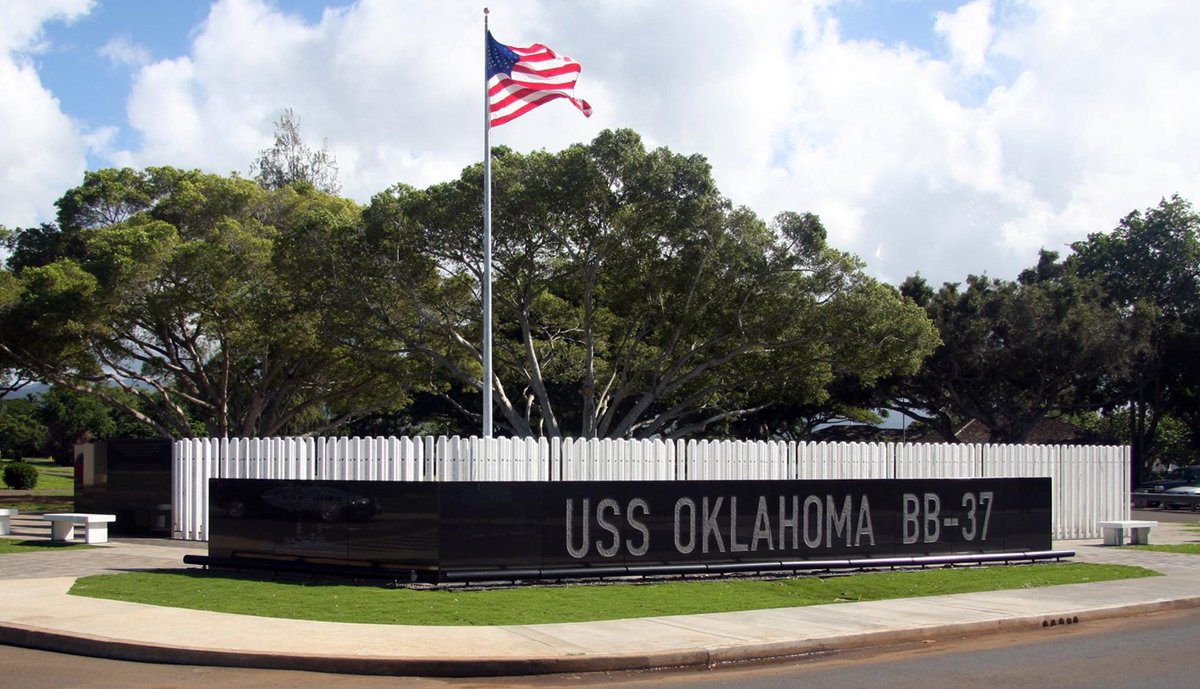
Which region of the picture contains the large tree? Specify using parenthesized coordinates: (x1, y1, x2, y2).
(1, 167, 402, 438)
(884, 252, 1137, 443)
(1069, 195, 1200, 481)
(0, 262, 27, 397)
(352, 129, 938, 438)
(0, 226, 32, 397)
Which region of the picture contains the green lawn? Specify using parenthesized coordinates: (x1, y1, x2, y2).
(1128, 543, 1200, 555)
(70, 563, 1155, 626)
(1, 457, 74, 512)
(0, 539, 91, 554)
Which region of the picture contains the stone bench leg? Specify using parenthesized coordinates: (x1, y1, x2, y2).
(50, 521, 77, 541)
(0, 516, 11, 536)
(1130, 526, 1152, 545)
(83, 523, 109, 544)
(1101, 526, 1124, 546)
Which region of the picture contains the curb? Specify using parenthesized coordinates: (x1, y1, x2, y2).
(4, 596, 1200, 677)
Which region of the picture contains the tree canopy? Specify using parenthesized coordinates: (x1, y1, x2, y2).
(352, 129, 938, 438)
(872, 196, 1199, 481)
(4, 127, 1190, 458)
(1069, 195, 1200, 479)
(886, 254, 1137, 443)
(1, 167, 404, 438)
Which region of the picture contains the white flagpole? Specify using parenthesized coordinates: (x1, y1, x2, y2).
(482, 8, 494, 438)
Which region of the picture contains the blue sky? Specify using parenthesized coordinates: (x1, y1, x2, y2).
(838, 0, 963, 47)
(35, 1, 341, 157)
(38, 4, 205, 140)
(5, 1, 1200, 287)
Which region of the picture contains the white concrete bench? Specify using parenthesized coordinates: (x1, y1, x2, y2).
(0, 508, 16, 536)
(43, 513, 117, 544)
(1098, 520, 1158, 546)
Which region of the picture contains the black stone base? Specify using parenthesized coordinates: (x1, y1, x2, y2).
(202, 477, 1054, 583)
(183, 549, 1074, 585)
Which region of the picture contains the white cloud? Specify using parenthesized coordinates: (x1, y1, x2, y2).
(0, 0, 93, 55)
(751, 0, 1200, 284)
(112, 0, 819, 206)
(935, 0, 994, 76)
(98, 35, 150, 68)
(118, 0, 487, 196)
(980, 0, 1200, 266)
(0, 0, 94, 228)
(22, 0, 1200, 288)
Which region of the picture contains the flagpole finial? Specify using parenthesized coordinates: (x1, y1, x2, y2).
(484, 7, 489, 14)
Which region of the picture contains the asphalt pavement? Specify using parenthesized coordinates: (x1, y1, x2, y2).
(2, 511, 1200, 677)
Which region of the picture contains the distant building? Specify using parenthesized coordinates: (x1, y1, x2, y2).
(952, 418, 1086, 445)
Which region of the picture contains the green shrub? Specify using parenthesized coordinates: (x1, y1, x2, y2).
(2, 461, 39, 490)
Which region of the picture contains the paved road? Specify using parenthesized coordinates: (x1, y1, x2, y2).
(2, 605, 1197, 688)
(1133, 507, 1200, 523)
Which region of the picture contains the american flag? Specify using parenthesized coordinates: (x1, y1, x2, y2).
(487, 31, 592, 127)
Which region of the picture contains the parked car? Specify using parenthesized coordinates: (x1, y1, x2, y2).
(1162, 481, 1200, 510)
(1134, 466, 1200, 507)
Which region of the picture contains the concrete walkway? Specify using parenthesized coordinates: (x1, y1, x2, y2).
(3, 513, 1200, 677)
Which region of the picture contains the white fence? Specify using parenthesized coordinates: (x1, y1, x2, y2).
(172, 436, 1130, 542)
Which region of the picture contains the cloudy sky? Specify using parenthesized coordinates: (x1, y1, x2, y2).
(2, 0, 1197, 287)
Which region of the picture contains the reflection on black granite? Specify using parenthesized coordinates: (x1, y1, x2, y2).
(260, 485, 380, 522)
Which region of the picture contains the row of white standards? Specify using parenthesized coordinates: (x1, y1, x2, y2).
(172, 436, 1130, 542)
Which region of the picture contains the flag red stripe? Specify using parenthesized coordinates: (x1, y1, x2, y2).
(490, 85, 590, 125)
(491, 99, 557, 127)
(490, 82, 565, 111)
(511, 63, 580, 79)
(505, 77, 578, 92)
